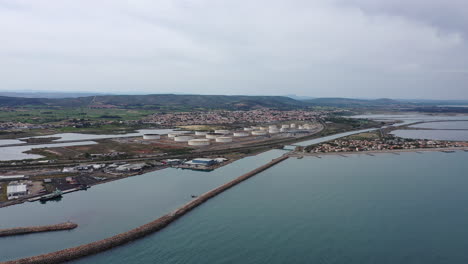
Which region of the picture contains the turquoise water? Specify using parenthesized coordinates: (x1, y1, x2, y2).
(410, 121, 468, 130)
(0, 149, 286, 261)
(73, 151, 468, 264)
(391, 129, 468, 141)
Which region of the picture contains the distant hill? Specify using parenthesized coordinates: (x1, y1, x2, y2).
(302, 97, 402, 107)
(0, 94, 464, 111)
(0, 96, 47, 106)
(0, 91, 108, 98)
(0, 94, 309, 110)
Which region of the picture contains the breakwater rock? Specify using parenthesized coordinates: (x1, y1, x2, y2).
(2, 155, 288, 264)
(0, 222, 77, 237)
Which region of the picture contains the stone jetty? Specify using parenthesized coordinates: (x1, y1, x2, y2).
(2, 155, 289, 264)
(0, 222, 77, 237)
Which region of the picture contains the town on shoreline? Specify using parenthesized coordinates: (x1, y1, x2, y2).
(1, 111, 467, 210)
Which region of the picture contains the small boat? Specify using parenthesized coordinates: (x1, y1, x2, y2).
(40, 189, 63, 202)
(441, 150, 455, 153)
(297, 156, 303, 159)
(191, 195, 198, 198)
(79, 185, 91, 191)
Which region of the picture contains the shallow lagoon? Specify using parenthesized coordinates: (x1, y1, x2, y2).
(76, 151, 468, 264)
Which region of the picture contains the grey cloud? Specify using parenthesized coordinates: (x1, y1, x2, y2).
(0, 0, 467, 99)
(335, 0, 468, 36)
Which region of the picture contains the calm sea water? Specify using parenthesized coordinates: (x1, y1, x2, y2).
(351, 114, 468, 123)
(0, 149, 285, 262)
(75, 151, 468, 264)
(353, 114, 468, 141)
(392, 121, 468, 141)
(3, 116, 468, 263)
(391, 129, 468, 141)
(410, 121, 468, 130)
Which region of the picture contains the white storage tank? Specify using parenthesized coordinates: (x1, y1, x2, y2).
(168, 132, 185, 138)
(214, 129, 230, 134)
(216, 137, 233, 143)
(143, 134, 160, 140)
(233, 132, 249, 137)
(251, 130, 267, 136)
(269, 128, 280, 134)
(206, 133, 222, 139)
(174, 135, 194, 142)
(188, 139, 210, 146)
(195, 131, 208, 136)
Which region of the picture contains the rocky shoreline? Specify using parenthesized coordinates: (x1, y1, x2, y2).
(0, 222, 77, 237)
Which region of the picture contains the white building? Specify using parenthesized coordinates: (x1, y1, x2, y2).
(7, 184, 28, 200)
(0, 175, 26, 181)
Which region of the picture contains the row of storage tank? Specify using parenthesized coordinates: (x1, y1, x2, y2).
(143, 123, 314, 146)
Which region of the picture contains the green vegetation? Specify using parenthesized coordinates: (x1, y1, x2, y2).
(325, 116, 377, 129)
(345, 131, 381, 140)
(0, 94, 309, 112)
(0, 108, 154, 124)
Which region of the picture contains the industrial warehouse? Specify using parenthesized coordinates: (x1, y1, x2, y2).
(0, 121, 324, 206)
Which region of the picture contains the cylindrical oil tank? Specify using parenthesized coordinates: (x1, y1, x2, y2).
(269, 128, 280, 134)
(143, 134, 160, 140)
(233, 132, 249, 137)
(174, 135, 194, 142)
(216, 137, 233, 143)
(251, 130, 267, 136)
(214, 129, 230, 134)
(206, 133, 222, 139)
(168, 132, 184, 138)
(195, 131, 208, 136)
(188, 139, 210, 146)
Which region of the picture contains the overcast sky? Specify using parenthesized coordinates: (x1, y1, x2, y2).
(1, 0, 467, 99)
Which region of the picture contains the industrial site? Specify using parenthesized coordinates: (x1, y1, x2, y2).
(0, 121, 327, 207)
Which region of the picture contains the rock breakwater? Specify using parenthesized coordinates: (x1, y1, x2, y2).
(2, 155, 288, 264)
(0, 222, 77, 237)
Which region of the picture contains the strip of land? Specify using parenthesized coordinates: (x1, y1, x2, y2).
(0, 222, 77, 237)
(289, 147, 468, 157)
(1, 155, 288, 264)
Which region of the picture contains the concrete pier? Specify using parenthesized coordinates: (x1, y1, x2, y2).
(0, 222, 77, 237)
(1, 155, 289, 264)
